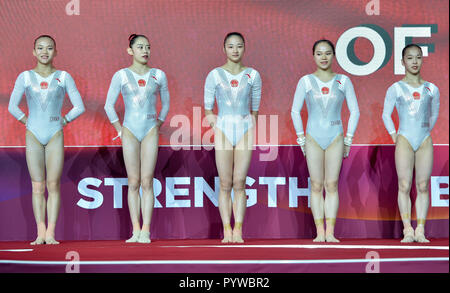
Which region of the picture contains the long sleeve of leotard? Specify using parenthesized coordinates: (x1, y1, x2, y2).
(343, 77, 360, 137)
(251, 71, 262, 111)
(382, 84, 397, 135)
(291, 77, 307, 135)
(104, 71, 122, 124)
(8, 72, 26, 121)
(157, 70, 170, 122)
(429, 84, 440, 131)
(64, 72, 85, 122)
(204, 70, 216, 111)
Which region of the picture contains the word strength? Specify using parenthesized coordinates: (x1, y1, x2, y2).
(76, 175, 448, 210)
(76, 176, 311, 209)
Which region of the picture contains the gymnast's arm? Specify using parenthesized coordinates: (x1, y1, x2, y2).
(8, 72, 27, 125)
(204, 70, 217, 128)
(63, 72, 86, 125)
(157, 70, 170, 127)
(429, 84, 440, 131)
(381, 85, 398, 143)
(250, 70, 262, 120)
(343, 77, 360, 145)
(291, 77, 307, 153)
(104, 71, 123, 136)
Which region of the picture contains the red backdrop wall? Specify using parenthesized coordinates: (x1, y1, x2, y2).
(0, 0, 448, 241)
(0, 0, 448, 146)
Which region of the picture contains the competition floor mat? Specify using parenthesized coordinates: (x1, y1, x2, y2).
(0, 238, 448, 273)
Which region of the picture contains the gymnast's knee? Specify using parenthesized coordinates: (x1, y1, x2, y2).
(232, 178, 246, 193)
(310, 180, 324, 194)
(398, 179, 412, 194)
(416, 180, 429, 195)
(31, 181, 46, 195)
(46, 180, 60, 194)
(127, 178, 141, 193)
(220, 178, 233, 193)
(141, 177, 154, 193)
(324, 180, 338, 194)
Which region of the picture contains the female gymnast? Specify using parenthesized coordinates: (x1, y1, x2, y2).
(204, 32, 262, 243)
(291, 39, 360, 242)
(104, 34, 170, 243)
(8, 35, 85, 245)
(382, 44, 440, 243)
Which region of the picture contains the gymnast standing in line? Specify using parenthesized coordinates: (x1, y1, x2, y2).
(291, 39, 360, 242)
(104, 34, 170, 243)
(204, 32, 262, 243)
(382, 44, 440, 243)
(8, 35, 85, 245)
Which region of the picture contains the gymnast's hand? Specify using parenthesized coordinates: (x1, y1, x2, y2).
(343, 145, 350, 158)
(391, 133, 397, 144)
(205, 110, 217, 130)
(343, 135, 353, 158)
(112, 123, 122, 141)
(20, 116, 27, 126)
(296, 134, 306, 157)
(156, 119, 163, 131)
(62, 117, 69, 127)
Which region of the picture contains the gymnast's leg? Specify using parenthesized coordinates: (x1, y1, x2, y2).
(122, 127, 142, 242)
(25, 131, 46, 245)
(323, 135, 344, 243)
(395, 135, 415, 243)
(138, 126, 159, 243)
(215, 127, 234, 243)
(305, 134, 326, 242)
(44, 130, 64, 244)
(231, 127, 254, 243)
(414, 136, 433, 243)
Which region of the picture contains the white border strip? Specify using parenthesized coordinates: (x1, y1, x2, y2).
(161, 244, 449, 250)
(0, 245, 447, 251)
(1, 144, 449, 148)
(0, 257, 448, 265)
(0, 249, 33, 252)
(0, 244, 446, 252)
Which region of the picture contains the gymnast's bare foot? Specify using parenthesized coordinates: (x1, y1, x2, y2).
(31, 223, 47, 245)
(44, 230, 59, 244)
(401, 226, 415, 243)
(313, 225, 325, 242)
(325, 233, 340, 243)
(325, 224, 340, 242)
(414, 226, 430, 243)
(44, 237, 60, 245)
(222, 224, 233, 243)
(232, 229, 244, 243)
(125, 230, 141, 243)
(313, 234, 325, 242)
(30, 237, 45, 245)
(137, 231, 151, 244)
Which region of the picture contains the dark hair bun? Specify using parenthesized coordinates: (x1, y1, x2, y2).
(312, 39, 335, 55)
(128, 34, 138, 41)
(223, 32, 245, 47)
(128, 34, 149, 48)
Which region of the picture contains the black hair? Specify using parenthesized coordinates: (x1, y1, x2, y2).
(34, 35, 56, 48)
(223, 32, 245, 47)
(402, 44, 423, 58)
(312, 39, 335, 55)
(128, 34, 149, 48)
